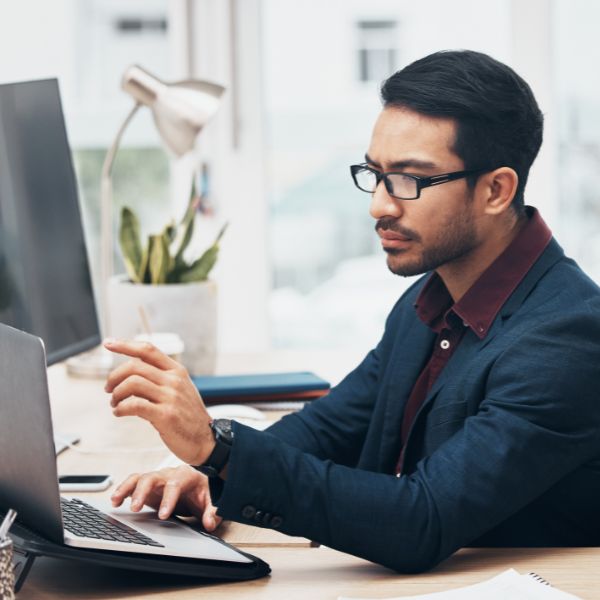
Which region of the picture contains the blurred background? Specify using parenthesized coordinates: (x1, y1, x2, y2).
(0, 0, 595, 357)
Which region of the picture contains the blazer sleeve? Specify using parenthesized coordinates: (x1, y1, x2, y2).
(263, 342, 381, 467)
(263, 284, 414, 465)
(214, 303, 600, 573)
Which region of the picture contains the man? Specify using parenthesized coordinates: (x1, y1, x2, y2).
(105, 50, 600, 573)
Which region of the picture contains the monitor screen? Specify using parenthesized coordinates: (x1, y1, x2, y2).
(0, 78, 100, 364)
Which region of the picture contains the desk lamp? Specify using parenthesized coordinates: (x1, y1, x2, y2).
(69, 65, 224, 377)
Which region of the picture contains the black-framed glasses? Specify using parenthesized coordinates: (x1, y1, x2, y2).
(349, 164, 492, 200)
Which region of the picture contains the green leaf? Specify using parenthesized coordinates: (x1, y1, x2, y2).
(214, 222, 228, 244)
(164, 221, 177, 243)
(174, 177, 201, 265)
(138, 243, 150, 283)
(179, 247, 218, 283)
(148, 234, 170, 284)
(174, 207, 195, 265)
(119, 207, 144, 283)
(178, 223, 228, 283)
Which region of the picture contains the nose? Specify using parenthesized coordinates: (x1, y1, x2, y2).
(369, 179, 403, 220)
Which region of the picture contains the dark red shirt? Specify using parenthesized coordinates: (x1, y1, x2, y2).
(395, 207, 552, 474)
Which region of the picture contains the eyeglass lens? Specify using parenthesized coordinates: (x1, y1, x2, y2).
(354, 168, 418, 199)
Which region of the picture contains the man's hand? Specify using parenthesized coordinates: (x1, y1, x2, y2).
(111, 465, 222, 531)
(104, 338, 214, 466)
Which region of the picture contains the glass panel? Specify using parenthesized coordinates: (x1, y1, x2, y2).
(73, 148, 169, 277)
(0, 0, 171, 297)
(553, 0, 600, 283)
(262, 0, 511, 350)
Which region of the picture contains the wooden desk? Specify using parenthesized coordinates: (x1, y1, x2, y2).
(18, 363, 600, 599)
(17, 545, 600, 599)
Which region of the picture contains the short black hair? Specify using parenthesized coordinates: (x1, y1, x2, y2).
(380, 50, 543, 211)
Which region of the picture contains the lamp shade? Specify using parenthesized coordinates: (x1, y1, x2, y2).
(121, 65, 225, 156)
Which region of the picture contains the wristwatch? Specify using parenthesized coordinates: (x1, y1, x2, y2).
(193, 419, 234, 478)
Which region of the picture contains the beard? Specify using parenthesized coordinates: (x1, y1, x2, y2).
(377, 211, 478, 277)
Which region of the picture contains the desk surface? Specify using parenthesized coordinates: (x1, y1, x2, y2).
(17, 360, 600, 599)
(17, 546, 600, 599)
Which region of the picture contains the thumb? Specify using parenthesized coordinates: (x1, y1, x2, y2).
(202, 505, 221, 531)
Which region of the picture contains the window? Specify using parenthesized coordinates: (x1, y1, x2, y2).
(553, 0, 600, 283)
(357, 20, 399, 83)
(261, 0, 511, 351)
(0, 0, 173, 300)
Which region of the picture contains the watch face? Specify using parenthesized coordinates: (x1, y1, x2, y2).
(212, 418, 233, 438)
(210, 418, 235, 447)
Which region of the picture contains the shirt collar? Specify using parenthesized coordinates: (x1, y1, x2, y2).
(414, 207, 552, 339)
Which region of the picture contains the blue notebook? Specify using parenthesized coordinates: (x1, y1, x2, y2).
(191, 371, 330, 404)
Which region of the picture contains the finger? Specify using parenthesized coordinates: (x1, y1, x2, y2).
(158, 478, 185, 519)
(162, 467, 207, 520)
(110, 375, 165, 407)
(111, 473, 142, 506)
(202, 505, 222, 531)
(130, 473, 163, 512)
(112, 396, 158, 422)
(105, 358, 166, 394)
(104, 339, 178, 371)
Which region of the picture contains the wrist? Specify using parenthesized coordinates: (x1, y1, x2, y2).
(193, 419, 234, 478)
(195, 419, 216, 465)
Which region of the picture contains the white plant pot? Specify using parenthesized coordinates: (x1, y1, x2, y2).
(107, 275, 217, 375)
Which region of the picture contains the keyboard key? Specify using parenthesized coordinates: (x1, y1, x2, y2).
(61, 498, 164, 547)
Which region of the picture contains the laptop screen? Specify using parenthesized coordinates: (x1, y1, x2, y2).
(0, 78, 100, 364)
(0, 324, 64, 543)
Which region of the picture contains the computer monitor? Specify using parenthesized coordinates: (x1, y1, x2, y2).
(0, 78, 100, 365)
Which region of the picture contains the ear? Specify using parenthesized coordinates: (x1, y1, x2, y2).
(478, 167, 519, 216)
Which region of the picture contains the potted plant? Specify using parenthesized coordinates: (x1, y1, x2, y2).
(107, 178, 226, 375)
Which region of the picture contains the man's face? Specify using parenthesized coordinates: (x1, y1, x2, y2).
(367, 107, 480, 277)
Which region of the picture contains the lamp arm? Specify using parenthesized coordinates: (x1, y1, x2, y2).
(99, 102, 141, 336)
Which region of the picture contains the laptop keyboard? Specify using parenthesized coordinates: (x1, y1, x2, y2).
(61, 497, 164, 547)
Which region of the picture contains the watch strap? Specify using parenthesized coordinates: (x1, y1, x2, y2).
(193, 419, 233, 478)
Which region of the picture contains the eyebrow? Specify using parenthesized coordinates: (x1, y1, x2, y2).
(364, 153, 438, 171)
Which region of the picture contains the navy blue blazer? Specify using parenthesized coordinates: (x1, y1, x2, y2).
(216, 238, 600, 572)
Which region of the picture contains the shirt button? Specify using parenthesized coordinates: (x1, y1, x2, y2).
(440, 339, 450, 350)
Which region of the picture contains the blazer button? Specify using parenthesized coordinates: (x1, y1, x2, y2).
(262, 512, 272, 526)
(241, 505, 256, 519)
(270, 515, 283, 529)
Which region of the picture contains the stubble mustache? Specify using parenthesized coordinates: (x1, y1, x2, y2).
(375, 217, 421, 243)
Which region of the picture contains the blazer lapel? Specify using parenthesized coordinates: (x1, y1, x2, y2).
(376, 318, 436, 471)
(476, 237, 565, 352)
(403, 238, 566, 452)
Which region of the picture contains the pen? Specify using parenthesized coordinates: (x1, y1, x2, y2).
(0, 509, 17, 540)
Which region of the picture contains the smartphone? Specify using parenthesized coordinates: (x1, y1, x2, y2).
(58, 475, 112, 492)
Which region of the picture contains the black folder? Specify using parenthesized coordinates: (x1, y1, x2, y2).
(192, 371, 330, 404)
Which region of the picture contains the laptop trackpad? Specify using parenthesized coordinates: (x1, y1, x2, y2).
(104, 503, 251, 563)
(121, 511, 208, 539)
